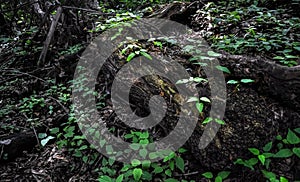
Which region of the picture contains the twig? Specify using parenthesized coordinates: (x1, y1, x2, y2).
(38, 6, 63, 67)
(174, 171, 199, 177)
(0, 67, 52, 85)
(48, 96, 69, 114)
(32, 126, 40, 147)
(11, 69, 47, 82)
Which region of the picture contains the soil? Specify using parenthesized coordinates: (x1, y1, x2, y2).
(1, 1, 300, 182)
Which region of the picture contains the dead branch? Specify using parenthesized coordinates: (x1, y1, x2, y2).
(38, 6, 63, 67)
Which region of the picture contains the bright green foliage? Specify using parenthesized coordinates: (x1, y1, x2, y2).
(235, 127, 300, 181)
(199, 1, 300, 66)
(202, 171, 231, 182)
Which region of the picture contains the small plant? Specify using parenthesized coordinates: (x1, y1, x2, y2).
(234, 128, 300, 181)
(93, 12, 140, 33)
(227, 78, 255, 91)
(199, 2, 300, 66)
(38, 133, 55, 147)
(186, 96, 210, 115)
(59, 44, 83, 55)
(121, 42, 152, 62)
(202, 171, 231, 182)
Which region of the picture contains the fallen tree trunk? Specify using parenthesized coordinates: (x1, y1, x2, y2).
(218, 51, 300, 111)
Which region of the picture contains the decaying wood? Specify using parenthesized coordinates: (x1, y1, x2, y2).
(149, 1, 300, 111)
(0, 131, 37, 161)
(217, 51, 300, 110)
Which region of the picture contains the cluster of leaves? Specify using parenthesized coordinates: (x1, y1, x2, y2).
(201, 171, 231, 182)
(197, 1, 300, 66)
(234, 128, 300, 182)
(93, 12, 140, 33)
(121, 41, 152, 62)
(98, 130, 190, 182)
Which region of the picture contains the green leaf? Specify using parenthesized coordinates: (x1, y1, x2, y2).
(178, 148, 187, 153)
(276, 135, 283, 141)
(215, 118, 225, 125)
(131, 159, 141, 167)
(99, 175, 113, 182)
(261, 170, 276, 180)
(265, 159, 271, 170)
(121, 164, 130, 172)
(82, 156, 88, 163)
(139, 139, 149, 145)
(273, 56, 285, 60)
(139, 149, 148, 159)
(202, 117, 213, 124)
(240, 79, 255, 83)
(196, 102, 204, 113)
(50, 127, 59, 134)
(176, 79, 189, 84)
(38, 133, 47, 139)
(106, 145, 114, 154)
(248, 148, 260, 155)
(216, 65, 231, 74)
(227, 80, 239, 84)
(78, 145, 88, 150)
(127, 52, 136, 62)
(263, 142, 273, 152)
(246, 158, 258, 168)
(285, 55, 298, 59)
(169, 160, 174, 170)
(139, 132, 149, 139)
(175, 157, 185, 173)
(207, 51, 221, 57)
(217, 171, 231, 179)
(154, 167, 163, 174)
(149, 152, 158, 159)
(41, 136, 55, 146)
(133, 168, 143, 181)
(287, 129, 300, 144)
(262, 153, 274, 158)
(280, 176, 289, 182)
(274, 149, 293, 158)
(142, 160, 151, 169)
(200, 97, 211, 103)
(108, 157, 115, 166)
(100, 139, 106, 147)
(258, 155, 266, 165)
(164, 178, 179, 182)
(264, 45, 271, 51)
(202, 172, 213, 179)
(193, 77, 208, 83)
(215, 176, 222, 182)
(130, 143, 140, 150)
(234, 158, 244, 165)
(293, 148, 300, 158)
(116, 174, 124, 182)
(294, 128, 300, 134)
(124, 134, 133, 139)
(277, 143, 283, 150)
(140, 51, 152, 60)
(165, 169, 172, 177)
(294, 46, 300, 51)
(187, 97, 199, 103)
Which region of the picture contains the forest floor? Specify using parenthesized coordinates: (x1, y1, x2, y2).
(1, 1, 300, 181)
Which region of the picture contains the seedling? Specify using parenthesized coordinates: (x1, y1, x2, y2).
(202, 171, 231, 182)
(227, 78, 255, 91)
